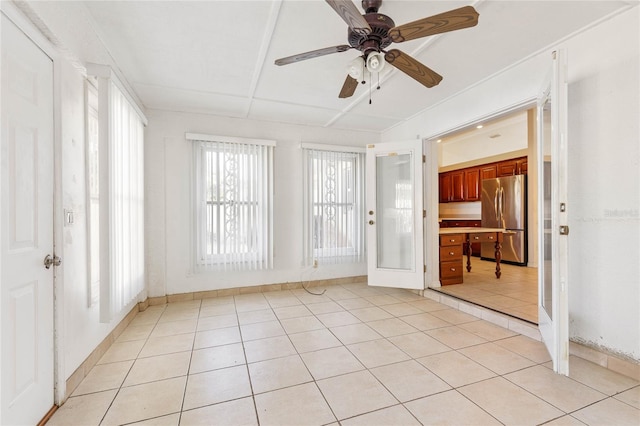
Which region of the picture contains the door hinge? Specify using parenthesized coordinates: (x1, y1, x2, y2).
(422, 155, 426, 163)
(423, 265, 426, 273)
(423, 210, 426, 218)
(559, 225, 570, 235)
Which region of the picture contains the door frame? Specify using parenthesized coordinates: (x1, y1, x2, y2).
(423, 99, 537, 291)
(537, 49, 569, 375)
(1, 1, 66, 405)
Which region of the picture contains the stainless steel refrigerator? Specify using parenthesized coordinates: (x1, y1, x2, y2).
(481, 175, 527, 265)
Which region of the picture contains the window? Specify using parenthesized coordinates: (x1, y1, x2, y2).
(190, 134, 275, 271)
(89, 64, 146, 322)
(302, 144, 365, 265)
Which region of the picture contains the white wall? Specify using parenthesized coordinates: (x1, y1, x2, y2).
(58, 59, 139, 384)
(439, 113, 528, 168)
(145, 111, 378, 297)
(384, 8, 640, 361)
(12, 1, 143, 386)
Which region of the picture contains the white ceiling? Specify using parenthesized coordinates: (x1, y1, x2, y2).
(81, 0, 633, 133)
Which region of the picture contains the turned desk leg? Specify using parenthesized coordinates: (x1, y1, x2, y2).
(466, 238, 472, 272)
(494, 240, 502, 278)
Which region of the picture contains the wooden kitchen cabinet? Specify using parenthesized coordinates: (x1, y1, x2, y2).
(439, 157, 527, 203)
(480, 164, 497, 181)
(464, 167, 480, 201)
(497, 159, 518, 176)
(495, 157, 528, 176)
(439, 234, 464, 285)
(439, 173, 451, 203)
(441, 220, 481, 257)
(516, 158, 527, 174)
(439, 170, 464, 203)
(450, 170, 465, 202)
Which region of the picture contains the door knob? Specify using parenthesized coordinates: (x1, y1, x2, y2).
(44, 254, 62, 269)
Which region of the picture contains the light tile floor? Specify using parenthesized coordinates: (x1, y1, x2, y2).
(48, 283, 639, 425)
(435, 258, 539, 323)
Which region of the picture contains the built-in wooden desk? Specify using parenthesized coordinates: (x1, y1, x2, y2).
(438, 227, 506, 285)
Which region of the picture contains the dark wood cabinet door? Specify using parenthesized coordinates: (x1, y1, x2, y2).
(464, 168, 480, 201)
(497, 160, 518, 176)
(517, 158, 528, 174)
(439, 173, 451, 203)
(480, 164, 497, 181)
(450, 170, 465, 202)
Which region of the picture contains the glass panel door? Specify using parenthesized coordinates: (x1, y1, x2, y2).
(541, 97, 553, 319)
(366, 140, 424, 290)
(376, 154, 414, 270)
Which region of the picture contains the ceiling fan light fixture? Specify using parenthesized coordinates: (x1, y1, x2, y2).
(366, 52, 385, 73)
(347, 56, 365, 80)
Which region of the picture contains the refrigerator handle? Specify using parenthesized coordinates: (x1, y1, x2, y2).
(494, 188, 500, 221)
(500, 187, 505, 221)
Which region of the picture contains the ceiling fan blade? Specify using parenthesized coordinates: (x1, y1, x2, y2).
(275, 45, 352, 66)
(384, 49, 443, 88)
(389, 5, 479, 43)
(339, 75, 359, 98)
(325, 0, 371, 36)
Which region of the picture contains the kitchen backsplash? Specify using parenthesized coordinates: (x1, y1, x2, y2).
(439, 201, 481, 219)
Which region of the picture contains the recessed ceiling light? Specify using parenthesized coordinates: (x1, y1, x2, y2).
(437, 139, 442, 143)
(476, 125, 484, 129)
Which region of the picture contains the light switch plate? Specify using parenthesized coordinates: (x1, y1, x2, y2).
(64, 209, 74, 226)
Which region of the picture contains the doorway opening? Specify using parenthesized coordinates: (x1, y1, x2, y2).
(429, 107, 539, 324)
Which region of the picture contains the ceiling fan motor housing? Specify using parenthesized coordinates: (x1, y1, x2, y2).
(361, 0, 383, 13)
(348, 13, 395, 56)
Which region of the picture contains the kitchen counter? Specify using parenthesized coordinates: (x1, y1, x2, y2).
(438, 228, 507, 284)
(439, 227, 505, 234)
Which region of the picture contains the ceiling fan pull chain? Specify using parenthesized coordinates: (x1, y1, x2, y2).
(369, 78, 372, 104)
(377, 72, 381, 90)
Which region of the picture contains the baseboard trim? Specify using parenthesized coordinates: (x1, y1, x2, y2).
(37, 405, 57, 426)
(63, 305, 139, 401)
(144, 275, 368, 306)
(569, 340, 640, 381)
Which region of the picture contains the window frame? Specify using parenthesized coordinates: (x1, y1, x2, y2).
(189, 133, 275, 271)
(302, 143, 366, 265)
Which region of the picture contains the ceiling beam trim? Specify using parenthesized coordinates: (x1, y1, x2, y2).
(244, 0, 284, 118)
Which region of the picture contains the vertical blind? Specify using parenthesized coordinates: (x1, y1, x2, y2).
(302, 147, 365, 265)
(100, 79, 145, 321)
(191, 136, 274, 271)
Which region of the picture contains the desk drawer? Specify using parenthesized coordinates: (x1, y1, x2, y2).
(440, 234, 464, 246)
(439, 245, 463, 261)
(440, 260, 463, 280)
(469, 232, 499, 244)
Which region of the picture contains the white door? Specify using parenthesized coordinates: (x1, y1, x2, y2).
(1, 13, 56, 424)
(366, 140, 424, 290)
(537, 49, 569, 375)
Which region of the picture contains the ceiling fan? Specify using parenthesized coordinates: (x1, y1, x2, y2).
(274, 0, 479, 98)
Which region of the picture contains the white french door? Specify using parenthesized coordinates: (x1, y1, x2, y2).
(537, 49, 569, 375)
(366, 140, 424, 290)
(1, 12, 56, 424)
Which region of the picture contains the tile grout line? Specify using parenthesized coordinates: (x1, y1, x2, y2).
(51, 284, 639, 425)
